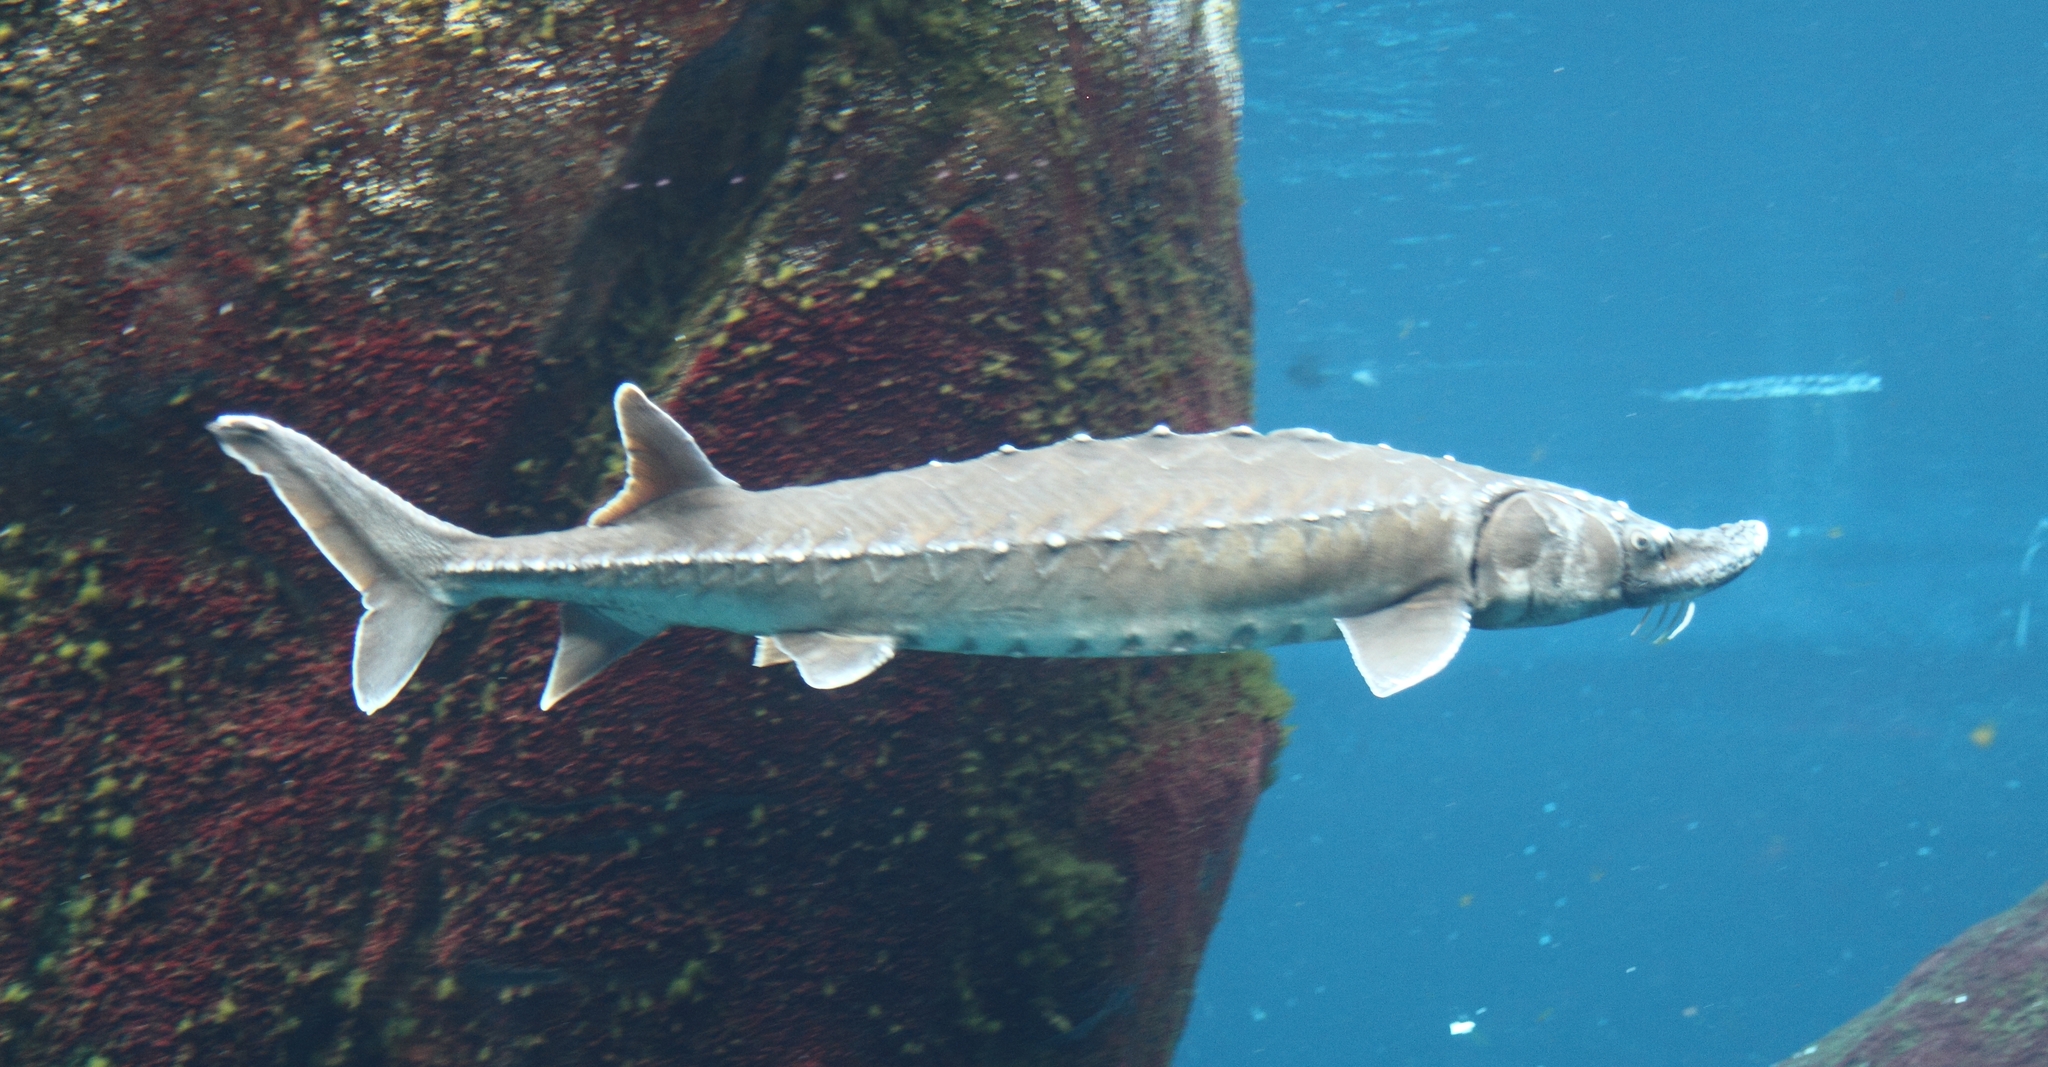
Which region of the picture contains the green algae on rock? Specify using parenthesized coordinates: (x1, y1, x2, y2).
(0, 0, 1267, 1063)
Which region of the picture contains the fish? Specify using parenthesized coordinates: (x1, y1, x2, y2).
(1349, 358, 1539, 388)
(2018, 518, 2048, 651)
(1658, 373, 1882, 402)
(208, 384, 1768, 714)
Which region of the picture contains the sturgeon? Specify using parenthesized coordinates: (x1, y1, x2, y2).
(209, 384, 1767, 714)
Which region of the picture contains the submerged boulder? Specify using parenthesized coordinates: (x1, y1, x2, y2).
(1775, 880, 2048, 1067)
(0, 1, 1276, 1064)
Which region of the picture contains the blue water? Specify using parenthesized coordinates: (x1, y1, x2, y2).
(1178, 2, 2048, 1064)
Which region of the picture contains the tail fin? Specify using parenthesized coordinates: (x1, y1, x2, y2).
(209, 415, 481, 714)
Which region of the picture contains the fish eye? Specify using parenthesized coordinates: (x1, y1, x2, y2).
(1628, 531, 1653, 552)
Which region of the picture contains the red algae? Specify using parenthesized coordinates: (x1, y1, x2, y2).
(0, 0, 1271, 1064)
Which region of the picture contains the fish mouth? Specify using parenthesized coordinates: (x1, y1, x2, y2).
(1624, 519, 1769, 607)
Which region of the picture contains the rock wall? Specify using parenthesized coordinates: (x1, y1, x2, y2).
(0, 0, 1278, 1064)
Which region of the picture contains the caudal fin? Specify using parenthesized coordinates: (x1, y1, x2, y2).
(209, 415, 480, 714)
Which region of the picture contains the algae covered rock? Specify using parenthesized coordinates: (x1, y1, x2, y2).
(0, 0, 1273, 1064)
(1775, 879, 2048, 1067)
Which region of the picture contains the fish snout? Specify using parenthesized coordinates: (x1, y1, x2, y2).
(1624, 519, 1768, 606)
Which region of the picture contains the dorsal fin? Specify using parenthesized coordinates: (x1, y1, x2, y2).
(588, 383, 739, 526)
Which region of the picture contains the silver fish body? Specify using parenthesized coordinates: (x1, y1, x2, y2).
(209, 384, 1766, 713)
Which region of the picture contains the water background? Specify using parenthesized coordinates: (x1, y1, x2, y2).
(1177, 2, 2048, 1064)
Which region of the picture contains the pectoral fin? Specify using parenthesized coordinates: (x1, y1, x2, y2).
(541, 604, 654, 710)
(1336, 593, 1472, 698)
(754, 632, 897, 689)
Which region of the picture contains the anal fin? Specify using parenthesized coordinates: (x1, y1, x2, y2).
(754, 632, 896, 689)
(541, 604, 654, 710)
(1336, 591, 1472, 698)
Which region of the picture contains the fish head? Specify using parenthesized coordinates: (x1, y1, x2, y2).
(1616, 515, 1769, 609)
(1469, 489, 1767, 629)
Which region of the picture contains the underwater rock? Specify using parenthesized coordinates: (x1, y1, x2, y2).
(0, 1, 1269, 1065)
(1775, 879, 2048, 1067)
